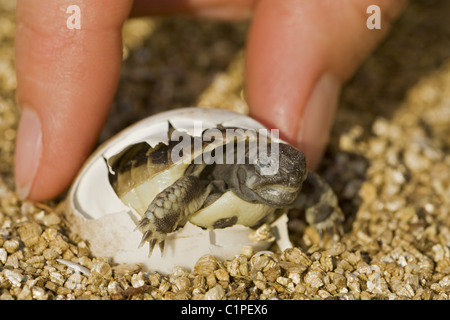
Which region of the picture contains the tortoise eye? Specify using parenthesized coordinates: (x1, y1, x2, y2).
(255, 157, 275, 174)
(257, 158, 272, 168)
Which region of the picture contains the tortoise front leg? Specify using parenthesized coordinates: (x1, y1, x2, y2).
(135, 175, 212, 257)
(294, 172, 344, 237)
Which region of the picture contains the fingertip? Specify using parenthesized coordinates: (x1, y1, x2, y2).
(14, 0, 133, 201)
(245, 0, 325, 161)
(14, 102, 102, 201)
(298, 74, 341, 171)
(14, 107, 43, 200)
(245, 0, 406, 170)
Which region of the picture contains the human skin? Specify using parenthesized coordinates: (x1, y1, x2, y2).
(14, 0, 408, 201)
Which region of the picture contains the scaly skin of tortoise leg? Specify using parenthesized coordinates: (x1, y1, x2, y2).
(135, 175, 212, 257)
(294, 172, 344, 238)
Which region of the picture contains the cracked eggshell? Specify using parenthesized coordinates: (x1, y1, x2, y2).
(66, 107, 292, 274)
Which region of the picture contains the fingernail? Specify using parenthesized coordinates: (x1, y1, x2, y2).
(297, 73, 341, 170)
(14, 107, 42, 199)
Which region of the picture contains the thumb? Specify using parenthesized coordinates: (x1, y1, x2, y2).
(14, 0, 133, 201)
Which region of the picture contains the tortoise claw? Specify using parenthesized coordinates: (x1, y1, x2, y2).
(158, 241, 165, 256)
(136, 216, 168, 258)
(135, 217, 149, 232)
(147, 239, 165, 257)
(308, 206, 345, 242)
(138, 230, 152, 248)
(148, 238, 157, 257)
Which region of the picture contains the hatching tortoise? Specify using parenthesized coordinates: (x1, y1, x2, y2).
(106, 110, 344, 257)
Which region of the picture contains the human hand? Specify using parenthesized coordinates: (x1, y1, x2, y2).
(14, 0, 408, 201)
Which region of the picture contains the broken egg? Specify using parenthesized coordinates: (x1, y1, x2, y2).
(66, 107, 292, 274)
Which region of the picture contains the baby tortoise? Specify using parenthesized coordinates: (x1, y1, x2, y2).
(107, 123, 344, 257)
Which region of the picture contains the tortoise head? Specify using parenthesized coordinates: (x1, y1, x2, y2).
(239, 142, 308, 208)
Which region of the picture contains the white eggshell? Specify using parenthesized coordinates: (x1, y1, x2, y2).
(66, 107, 292, 274)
